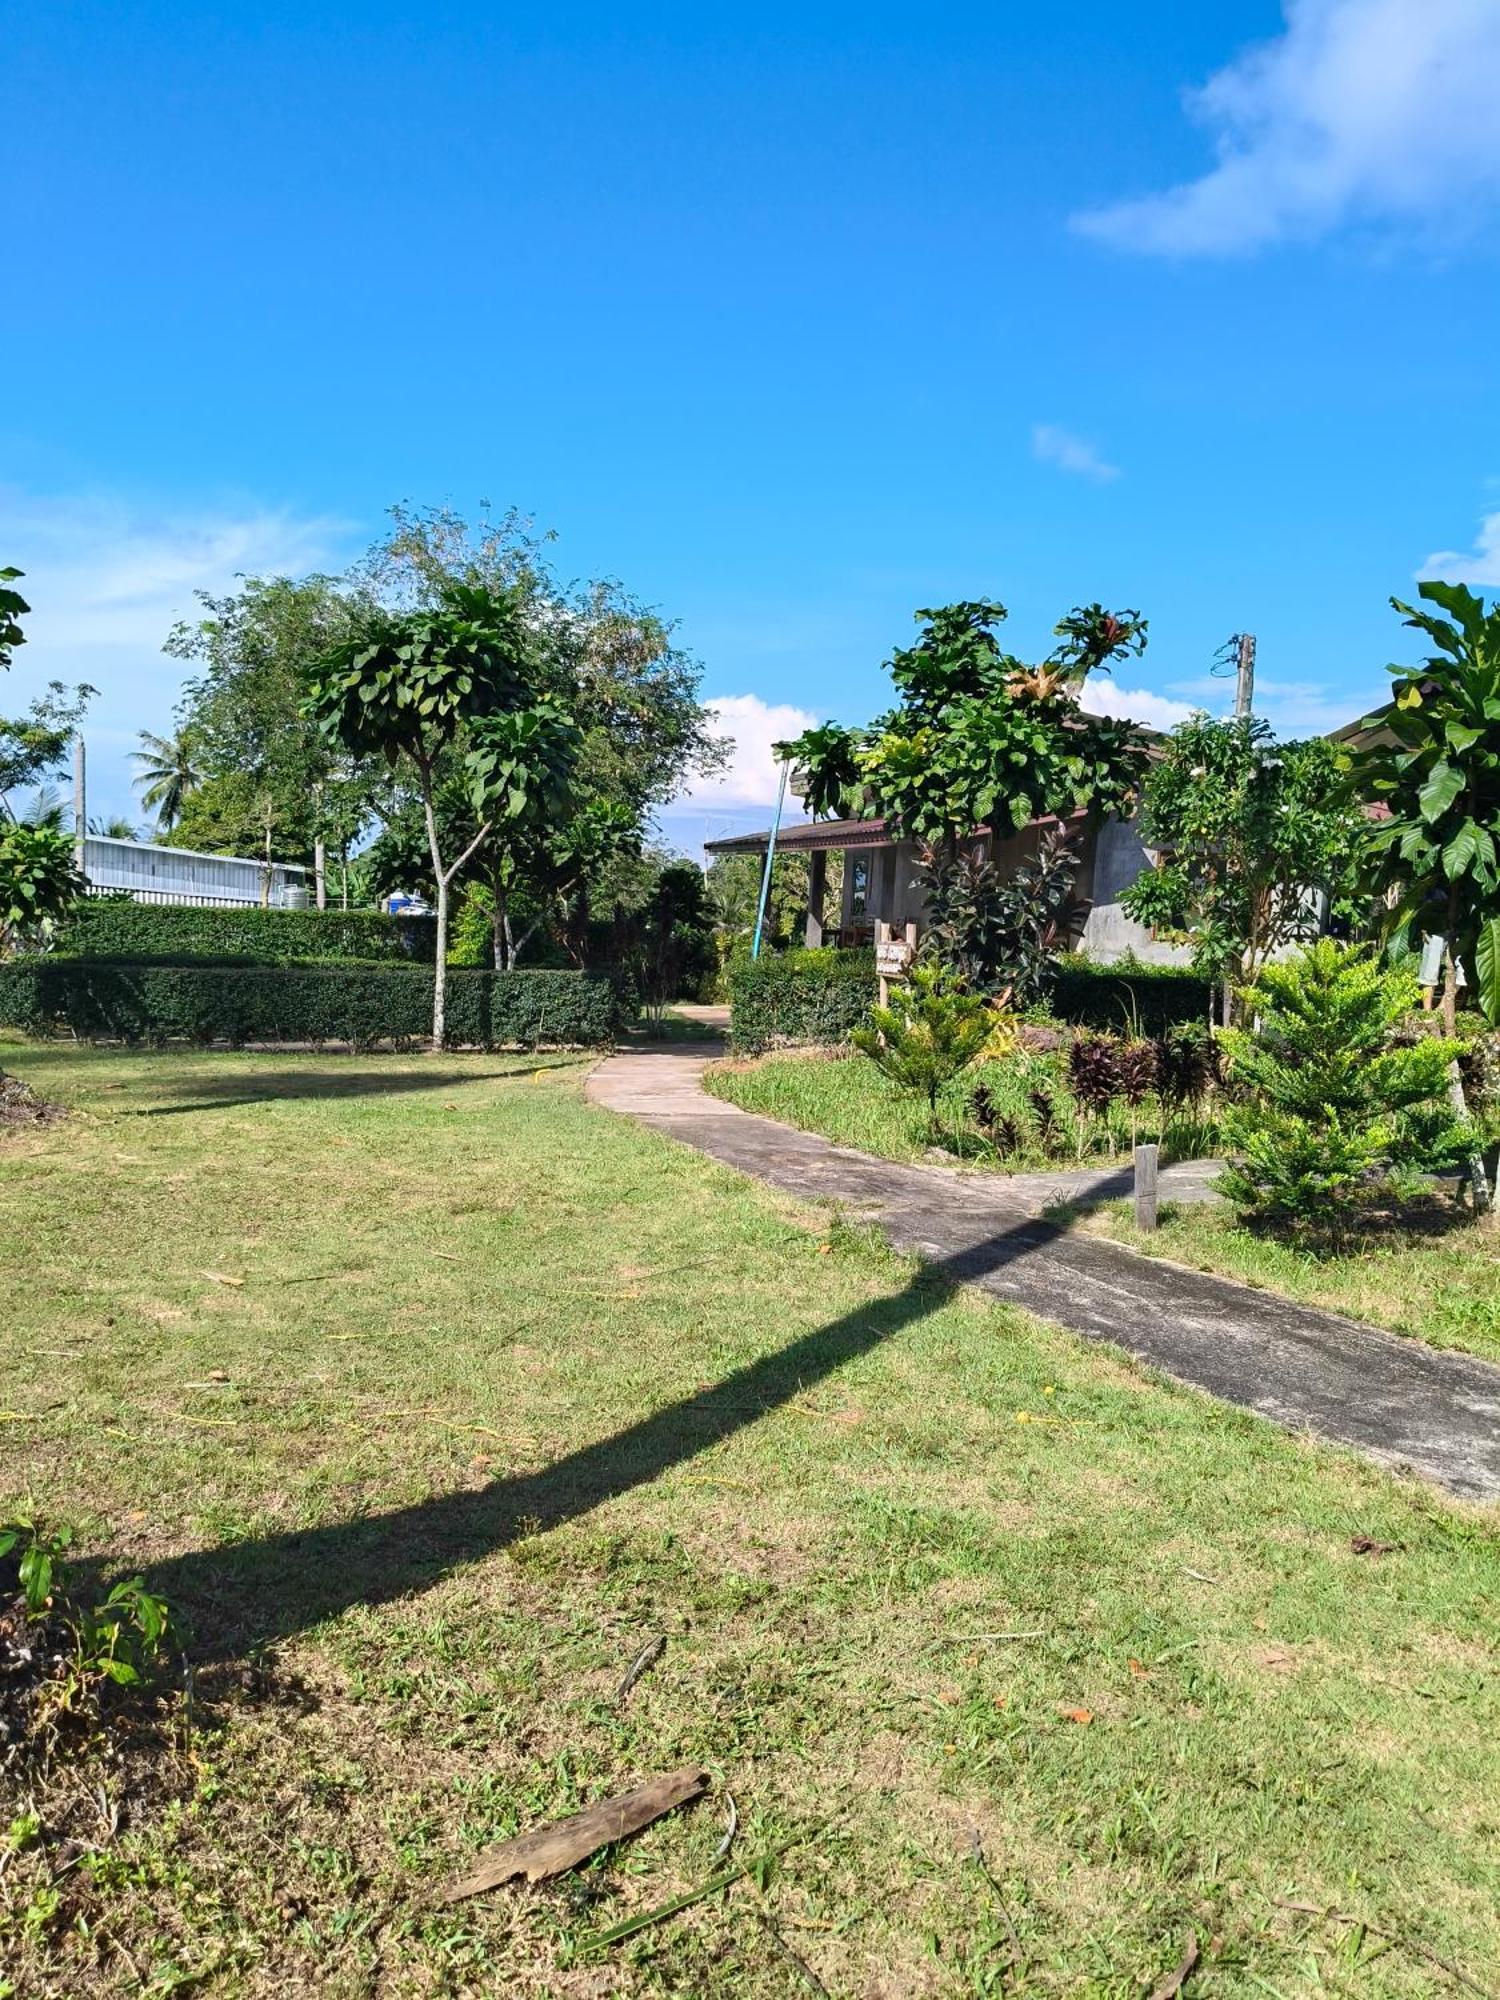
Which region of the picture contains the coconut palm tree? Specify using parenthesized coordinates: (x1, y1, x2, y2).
(132, 728, 202, 833)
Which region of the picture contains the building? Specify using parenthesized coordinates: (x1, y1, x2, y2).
(81, 834, 310, 908)
(706, 809, 1190, 971)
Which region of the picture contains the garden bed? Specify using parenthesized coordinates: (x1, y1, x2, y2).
(705, 1041, 1219, 1173)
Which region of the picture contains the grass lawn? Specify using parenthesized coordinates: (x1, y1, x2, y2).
(1079, 1197, 1500, 1369)
(706, 1047, 1216, 1173)
(2, 1038, 1499, 1997)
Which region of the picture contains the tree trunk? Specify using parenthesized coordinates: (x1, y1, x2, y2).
(419, 763, 449, 1053)
(314, 835, 327, 910)
(433, 874, 450, 1049)
(1449, 1059, 1493, 1221)
(1442, 879, 1461, 1036)
(491, 879, 507, 971)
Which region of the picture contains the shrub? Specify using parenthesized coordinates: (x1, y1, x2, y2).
(0, 1513, 176, 1770)
(851, 961, 991, 1129)
(921, 824, 1082, 1004)
(1218, 940, 1465, 1238)
(50, 900, 437, 965)
(1050, 956, 1213, 1033)
(0, 960, 623, 1050)
(728, 946, 875, 1053)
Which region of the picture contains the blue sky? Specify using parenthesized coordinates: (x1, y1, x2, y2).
(7, 1, 1500, 851)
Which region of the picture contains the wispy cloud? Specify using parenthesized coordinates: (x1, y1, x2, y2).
(1073, 0, 1500, 256)
(1031, 424, 1121, 483)
(0, 489, 352, 819)
(1422, 510, 1500, 586)
(1166, 672, 1376, 736)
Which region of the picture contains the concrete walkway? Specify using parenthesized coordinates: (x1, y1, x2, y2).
(588, 1042, 1500, 1502)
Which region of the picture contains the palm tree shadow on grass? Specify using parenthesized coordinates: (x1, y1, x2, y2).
(135, 1214, 1058, 1662)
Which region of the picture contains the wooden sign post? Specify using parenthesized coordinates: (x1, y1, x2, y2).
(875, 926, 916, 1006)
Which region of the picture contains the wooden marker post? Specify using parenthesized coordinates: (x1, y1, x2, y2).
(1134, 1143, 1159, 1233)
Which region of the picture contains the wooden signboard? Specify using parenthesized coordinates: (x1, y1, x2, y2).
(875, 938, 913, 977)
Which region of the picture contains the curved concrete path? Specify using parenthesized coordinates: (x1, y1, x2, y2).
(589, 1041, 1500, 1502)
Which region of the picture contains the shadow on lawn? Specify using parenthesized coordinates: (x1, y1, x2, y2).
(134, 1214, 1057, 1662)
(127, 1058, 581, 1116)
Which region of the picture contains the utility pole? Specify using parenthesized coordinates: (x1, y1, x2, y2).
(73, 732, 86, 871)
(1233, 632, 1256, 719)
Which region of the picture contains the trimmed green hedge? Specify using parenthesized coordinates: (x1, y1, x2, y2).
(54, 901, 437, 965)
(728, 948, 876, 1054)
(0, 960, 622, 1050)
(726, 948, 1212, 1054)
(1049, 958, 1214, 1033)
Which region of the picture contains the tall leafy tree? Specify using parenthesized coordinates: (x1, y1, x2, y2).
(0, 568, 27, 672)
(1350, 581, 1500, 1031)
(0, 577, 86, 967)
(1, 681, 94, 823)
(350, 504, 725, 823)
(166, 574, 380, 899)
(131, 727, 203, 833)
(1123, 716, 1362, 1023)
(304, 583, 537, 1046)
(781, 600, 1149, 855)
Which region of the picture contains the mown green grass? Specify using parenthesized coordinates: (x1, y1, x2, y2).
(2, 1038, 1498, 1997)
(1084, 1196, 1500, 1368)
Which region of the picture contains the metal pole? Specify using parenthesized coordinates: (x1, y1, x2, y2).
(751, 760, 790, 961)
(1234, 633, 1256, 719)
(73, 732, 86, 871)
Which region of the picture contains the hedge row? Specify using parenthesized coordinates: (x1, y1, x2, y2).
(1050, 958, 1214, 1033)
(0, 961, 622, 1050)
(54, 901, 437, 965)
(727, 948, 1213, 1053)
(728, 948, 875, 1053)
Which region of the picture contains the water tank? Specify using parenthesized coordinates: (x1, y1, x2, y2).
(281, 883, 310, 910)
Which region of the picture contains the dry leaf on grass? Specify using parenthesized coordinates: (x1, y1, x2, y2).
(201, 1270, 245, 1288)
(1148, 1931, 1200, 2000)
(1253, 1646, 1296, 1673)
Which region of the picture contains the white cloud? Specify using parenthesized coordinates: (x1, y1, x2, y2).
(1078, 681, 1195, 732)
(674, 692, 817, 812)
(1423, 510, 1500, 585)
(0, 489, 350, 820)
(1074, 0, 1500, 256)
(1031, 423, 1121, 483)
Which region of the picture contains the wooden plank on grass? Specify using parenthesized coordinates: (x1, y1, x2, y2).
(434, 1766, 710, 1904)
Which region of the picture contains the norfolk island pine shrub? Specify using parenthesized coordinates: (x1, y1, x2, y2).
(1218, 940, 1466, 1240)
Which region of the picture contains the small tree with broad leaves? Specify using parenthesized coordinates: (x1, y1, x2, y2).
(782, 600, 1148, 856)
(1122, 715, 1361, 1026)
(303, 584, 536, 1048)
(1350, 580, 1500, 1033)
